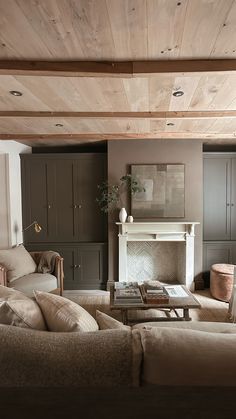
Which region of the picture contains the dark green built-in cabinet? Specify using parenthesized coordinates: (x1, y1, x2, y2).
(21, 153, 107, 290)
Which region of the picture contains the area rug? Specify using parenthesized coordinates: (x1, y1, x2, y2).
(63, 289, 229, 323)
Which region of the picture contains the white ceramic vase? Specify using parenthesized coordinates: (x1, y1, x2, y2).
(119, 207, 127, 223)
(127, 215, 134, 223)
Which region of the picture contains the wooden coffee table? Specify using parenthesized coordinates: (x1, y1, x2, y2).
(110, 284, 201, 325)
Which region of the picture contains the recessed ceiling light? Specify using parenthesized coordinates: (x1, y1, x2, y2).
(167, 122, 175, 126)
(9, 90, 23, 96)
(55, 123, 63, 127)
(173, 91, 184, 97)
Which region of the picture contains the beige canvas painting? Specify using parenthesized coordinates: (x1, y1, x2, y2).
(131, 164, 185, 218)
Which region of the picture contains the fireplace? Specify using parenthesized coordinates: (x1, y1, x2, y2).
(116, 222, 199, 290)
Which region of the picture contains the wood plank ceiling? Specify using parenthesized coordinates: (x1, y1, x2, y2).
(0, 0, 236, 146)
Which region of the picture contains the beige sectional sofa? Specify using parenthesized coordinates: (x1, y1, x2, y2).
(1, 321, 236, 387)
(1, 284, 236, 389)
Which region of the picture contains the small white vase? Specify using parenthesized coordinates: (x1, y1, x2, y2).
(127, 215, 134, 223)
(119, 207, 127, 223)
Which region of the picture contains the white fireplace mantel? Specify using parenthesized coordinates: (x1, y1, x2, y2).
(116, 222, 200, 290)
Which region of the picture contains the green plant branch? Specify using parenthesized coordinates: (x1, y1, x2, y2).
(96, 174, 145, 213)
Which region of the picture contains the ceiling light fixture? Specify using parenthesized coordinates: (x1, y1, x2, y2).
(173, 91, 184, 97)
(9, 90, 23, 96)
(55, 123, 64, 127)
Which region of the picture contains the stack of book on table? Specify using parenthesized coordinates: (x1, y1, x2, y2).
(114, 282, 143, 305)
(140, 282, 169, 304)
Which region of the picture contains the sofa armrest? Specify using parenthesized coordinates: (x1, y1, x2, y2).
(0, 264, 7, 286)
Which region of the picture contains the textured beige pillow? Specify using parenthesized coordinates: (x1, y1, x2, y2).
(0, 285, 47, 330)
(0, 245, 37, 283)
(96, 310, 130, 330)
(140, 327, 236, 386)
(34, 291, 99, 332)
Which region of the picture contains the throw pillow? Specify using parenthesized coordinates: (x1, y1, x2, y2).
(0, 285, 47, 330)
(140, 327, 236, 386)
(34, 290, 99, 332)
(0, 245, 37, 283)
(96, 310, 131, 330)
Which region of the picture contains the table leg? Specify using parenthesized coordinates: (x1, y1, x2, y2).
(183, 308, 191, 321)
(121, 309, 128, 325)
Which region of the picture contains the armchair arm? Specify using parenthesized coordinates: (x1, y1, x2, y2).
(0, 264, 7, 286)
(29, 251, 64, 296)
(54, 256, 64, 295)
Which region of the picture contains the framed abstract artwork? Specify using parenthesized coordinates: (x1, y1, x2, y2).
(131, 164, 185, 218)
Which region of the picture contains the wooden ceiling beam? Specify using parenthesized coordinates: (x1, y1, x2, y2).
(0, 133, 235, 141)
(0, 59, 236, 77)
(1, 111, 236, 119)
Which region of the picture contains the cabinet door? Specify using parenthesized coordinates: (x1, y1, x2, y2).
(22, 159, 52, 242)
(76, 244, 106, 289)
(50, 159, 75, 241)
(203, 157, 231, 240)
(74, 155, 106, 242)
(22, 154, 107, 244)
(231, 159, 236, 240)
(58, 244, 106, 290)
(203, 242, 232, 272)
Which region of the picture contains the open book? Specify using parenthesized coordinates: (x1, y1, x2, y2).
(164, 285, 188, 298)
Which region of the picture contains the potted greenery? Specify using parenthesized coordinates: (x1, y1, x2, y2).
(96, 174, 145, 222)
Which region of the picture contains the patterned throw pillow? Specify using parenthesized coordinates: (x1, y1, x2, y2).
(0, 285, 47, 330)
(34, 290, 99, 332)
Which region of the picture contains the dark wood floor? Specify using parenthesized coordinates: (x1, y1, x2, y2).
(1, 387, 236, 419)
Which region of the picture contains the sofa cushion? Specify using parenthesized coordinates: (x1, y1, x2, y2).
(96, 310, 130, 330)
(0, 285, 47, 330)
(0, 245, 36, 283)
(0, 325, 133, 386)
(9, 273, 58, 297)
(34, 291, 98, 332)
(140, 327, 236, 386)
(133, 321, 236, 333)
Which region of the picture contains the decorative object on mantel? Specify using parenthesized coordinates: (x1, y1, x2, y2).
(119, 208, 127, 223)
(96, 174, 145, 214)
(131, 164, 185, 218)
(127, 215, 134, 223)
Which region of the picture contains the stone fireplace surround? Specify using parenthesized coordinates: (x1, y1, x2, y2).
(116, 222, 199, 290)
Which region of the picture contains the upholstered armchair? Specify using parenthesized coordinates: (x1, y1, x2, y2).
(0, 245, 64, 297)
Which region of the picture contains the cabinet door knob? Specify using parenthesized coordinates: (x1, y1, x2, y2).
(227, 203, 230, 206)
(73, 205, 77, 209)
(78, 204, 82, 209)
(48, 204, 51, 209)
(232, 203, 234, 207)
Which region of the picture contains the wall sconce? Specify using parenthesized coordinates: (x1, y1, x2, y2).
(23, 221, 42, 233)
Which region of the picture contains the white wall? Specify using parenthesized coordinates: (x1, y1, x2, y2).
(0, 154, 10, 248)
(0, 141, 31, 248)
